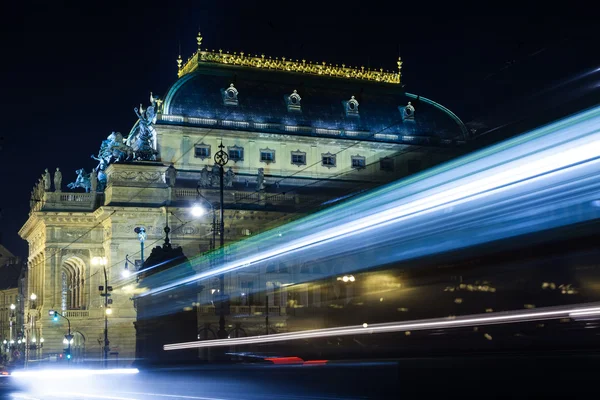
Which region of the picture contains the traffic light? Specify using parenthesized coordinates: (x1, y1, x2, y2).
(49, 310, 59, 322)
(64, 348, 71, 360)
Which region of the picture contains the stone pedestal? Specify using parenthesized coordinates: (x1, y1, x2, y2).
(104, 163, 170, 206)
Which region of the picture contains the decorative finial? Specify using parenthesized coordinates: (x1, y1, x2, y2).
(197, 32, 203, 48)
(177, 54, 182, 69)
(397, 57, 403, 71)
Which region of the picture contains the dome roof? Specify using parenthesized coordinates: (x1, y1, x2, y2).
(160, 63, 468, 145)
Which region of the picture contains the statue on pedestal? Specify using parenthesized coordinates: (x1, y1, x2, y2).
(67, 169, 92, 193)
(54, 168, 62, 192)
(224, 167, 235, 188)
(199, 166, 210, 188)
(90, 169, 98, 192)
(256, 168, 265, 191)
(44, 169, 51, 191)
(167, 165, 177, 188)
(211, 165, 220, 187)
(128, 94, 159, 161)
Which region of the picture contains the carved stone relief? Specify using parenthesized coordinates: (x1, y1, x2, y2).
(109, 171, 165, 183)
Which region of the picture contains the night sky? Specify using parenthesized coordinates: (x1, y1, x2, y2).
(0, 3, 597, 257)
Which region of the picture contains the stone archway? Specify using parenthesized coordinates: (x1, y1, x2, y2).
(61, 256, 86, 311)
(71, 331, 86, 362)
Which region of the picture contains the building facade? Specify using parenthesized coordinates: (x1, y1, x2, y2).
(0, 245, 26, 364)
(19, 33, 468, 363)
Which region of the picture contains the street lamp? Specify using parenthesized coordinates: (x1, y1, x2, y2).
(134, 227, 147, 273)
(99, 268, 113, 368)
(214, 142, 229, 339)
(30, 293, 37, 301)
(10, 304, 15, 311)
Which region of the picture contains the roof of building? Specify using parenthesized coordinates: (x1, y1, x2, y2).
(0, 244, 15, 265)
(157, 37, 468, 146)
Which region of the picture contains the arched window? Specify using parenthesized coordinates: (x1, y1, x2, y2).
(62, 257, 86, 310)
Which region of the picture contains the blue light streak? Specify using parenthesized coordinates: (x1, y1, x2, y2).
(136, 105, 600, 298)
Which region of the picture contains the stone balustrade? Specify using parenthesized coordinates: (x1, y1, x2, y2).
(32, 192, 101, 213)
(173, 188, 298, 206)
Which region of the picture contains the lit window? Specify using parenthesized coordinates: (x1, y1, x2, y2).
(291, 150, 306, 166)
(351, 155, 366, 169)
(194, 143, 211, 160)
(380, 157, 394, 171)
(228, 145, 244, 162)
(260, 149, 275, 163)
(322, 153, 336, 168)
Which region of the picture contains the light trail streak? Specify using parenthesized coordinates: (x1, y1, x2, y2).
(164, 303, 600, 350)
(114, 393, 227, 400)
(138, 105, 600, 298)
(11, 368, 139, 379)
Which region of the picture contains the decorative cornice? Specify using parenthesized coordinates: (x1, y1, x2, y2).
(178, 33, 402, 85)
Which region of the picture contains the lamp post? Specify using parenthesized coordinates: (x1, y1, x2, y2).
(134, 227, 147, 268)
(9, 304, 15, 344)
(213, 142, 228, 339)
(92, 256, 111, 368)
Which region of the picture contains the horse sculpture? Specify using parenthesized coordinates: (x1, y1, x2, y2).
(67, 169, 92, 193)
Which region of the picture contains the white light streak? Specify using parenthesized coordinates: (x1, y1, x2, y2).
(164, 303, 600, 350)
(115, 392, 227, 400)
(11, 368, 139, 379)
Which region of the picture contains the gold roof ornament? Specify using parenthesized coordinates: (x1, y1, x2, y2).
(196, 32, 203, 49)
(177, 54, 182, 70)
(178, 35, 402, 85)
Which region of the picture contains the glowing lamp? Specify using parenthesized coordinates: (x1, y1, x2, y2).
(191, 203, 206, 217)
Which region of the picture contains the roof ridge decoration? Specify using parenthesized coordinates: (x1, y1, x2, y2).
(177, 32, 402, 84)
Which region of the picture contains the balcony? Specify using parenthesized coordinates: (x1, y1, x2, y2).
(63, 310, 90, 318)
(33, 192, 102, 213)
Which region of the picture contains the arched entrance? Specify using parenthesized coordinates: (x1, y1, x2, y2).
(71, 331, 85, 362)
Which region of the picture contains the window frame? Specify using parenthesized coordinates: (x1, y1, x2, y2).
(228, 145, 244, 162)
(260, 148, 276, 164)
(291, 150, 307, 166)
(194, 143, 211, 160)
(321, 152, 337, 168)
(351, 155, 366, 170)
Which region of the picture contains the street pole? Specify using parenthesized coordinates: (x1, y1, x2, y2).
(217, 163, 227, 338)
(214, 142, 229, 339)
(265, 295, 269, 335)
(103, 267, 109, 368)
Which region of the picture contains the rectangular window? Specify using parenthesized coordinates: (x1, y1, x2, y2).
(322, 154, 336, 168)
(351, 156, 366, 169)
(229, 148, 244, 161)
(291, 151, 306, 166)
(260, 149, 275, 163)
(194, 145, 211, 159)
(380, 157, 394, 171)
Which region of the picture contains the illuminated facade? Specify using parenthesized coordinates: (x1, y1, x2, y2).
(19, 33, 467, 363)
